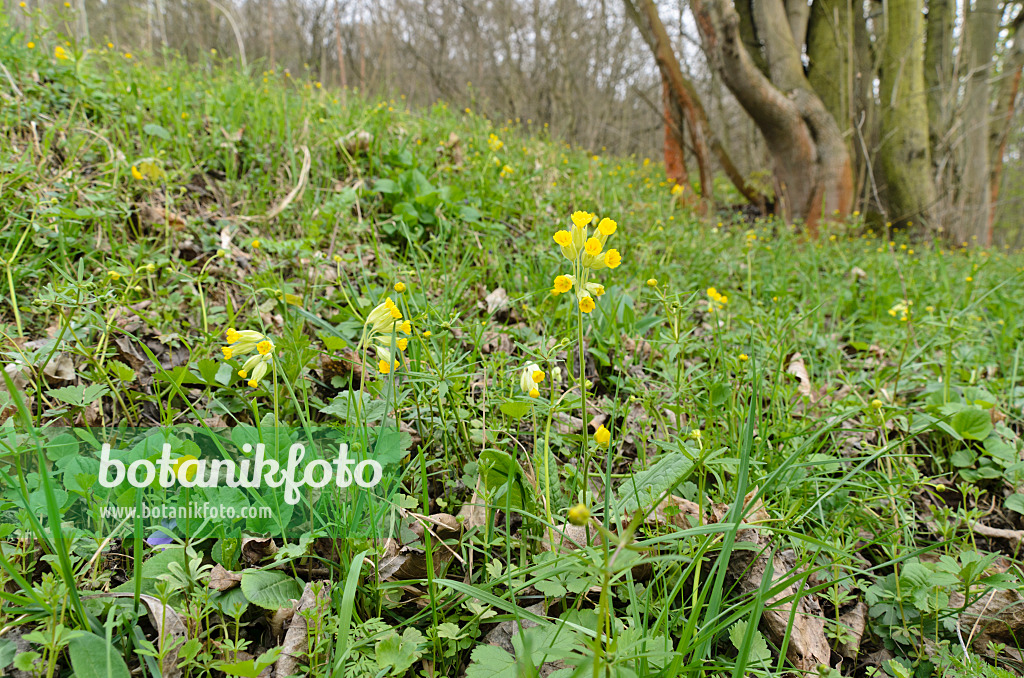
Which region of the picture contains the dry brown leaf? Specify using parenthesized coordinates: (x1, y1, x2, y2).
(41, 352, 75, 382)
(971, 522, 1024, 551)
(275, 581, 332, 677)
(786, 352, 814, 400)
(836, 602, 868, 658)
(208, 564, 242, 592)
(338, 129, 374, 155)
(241, 536, 278, 565)
(726, 494, 831, 671)
(484, 287, 510, 315)
(102, 593, 187, 678)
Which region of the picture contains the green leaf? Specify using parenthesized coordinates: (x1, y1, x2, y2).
(240, 570, 302, 610)
(109, 361, 136, 383)
(464, 644, 516, 678)
(1005, 494, 1024, 515)
(950, 408, 993, 441)
(479, 449, 534, 512)
(373, 179, 399, 194)
(68, 633, 132, 678)
(215, 648, 282, 677)
(0, 639, 15, 669)
(616, 453, 694, 514)
(142, 123, 171, 140)
(499, 401, 531, 420)
(376, 628, 426, 675)
(46, 384, 110, 407)
(728, 619, 772, 665)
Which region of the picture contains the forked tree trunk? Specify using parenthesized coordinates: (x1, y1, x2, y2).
(878, 0, 937, 227)
(690, 0, 853, 231)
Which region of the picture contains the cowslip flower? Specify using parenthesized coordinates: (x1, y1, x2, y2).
(364, 297, 410, 375)
(519, 362, 545, 398)
(222, 328, 275, 388)
(552, 210, 622, 314)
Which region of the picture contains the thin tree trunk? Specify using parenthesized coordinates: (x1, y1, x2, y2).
(925, 0, 954, 158)
(879, 0, 936, 226)
(957, 0, 1000, 243)
(334, 0, 347, 91)
(662, 77, 692, 198)
(986, 13, 1024, 243)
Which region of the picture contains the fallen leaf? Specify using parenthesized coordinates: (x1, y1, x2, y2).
(275, 581, 332, 677)
(786, 353, 814, 400)
(209, 564, 242, 592)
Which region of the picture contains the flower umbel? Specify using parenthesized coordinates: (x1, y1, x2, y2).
(520, 362, 545, 398)
(222, 328, 275, 388)
(551, 210, 622, 314)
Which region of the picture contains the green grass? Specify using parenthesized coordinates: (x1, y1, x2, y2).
(3, 15, 1024, 678)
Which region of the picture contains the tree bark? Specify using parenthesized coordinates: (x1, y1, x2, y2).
(690, 0, 853, 231)
(878, 0, 936, 226)
(807, 0, 853, 134)
(956, 0, 1001, 243)
(662, 77, 692, 198)
(987, 14, 1024, 243)
(624, 0, 770, 209)
(924, 0, 954, 158)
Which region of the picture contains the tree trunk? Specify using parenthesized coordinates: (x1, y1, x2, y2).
(924, 0, 954, 157)
(987, 14, 1024, 243)
(690, 0, 852, 231)
(624, 0, 770, 210)
(956, 0, 1000, 243)
(807, 0, 853, 134)
(878, 0, 936, 226)
(662, 77, 692, 199)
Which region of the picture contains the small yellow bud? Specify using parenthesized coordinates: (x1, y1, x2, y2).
(871, 399, 883, 409)
(567, 504, 590, 526)
(394, 282, 407, 293)
(594, 425, 610, 447)
(646, 278, 657, 287)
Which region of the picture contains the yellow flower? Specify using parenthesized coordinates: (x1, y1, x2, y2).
(670, 183, 683, 195)
(571, 211, 594, 229)
(585, 282, 605, 297)
(222, 347, 233, 359)
(257, 340, 273, 355)
(394, 282, 407, 293)
(965, 276, 973, 282)
(553, 230, 572, 247)
(423, 331, 432, 338)
(54, 45, 69, 60)
(584, 237, 602, 256)
(106, 42, 113, 49)
(567, 504, 590, 526)
(738, 353, 749, 362)
(378, 360, 391, 374)
(594, 425, 610, 447)
(252, 239, 261, 249)
(597, 218, 617, 236)
(107, 270, 121, 281)
(552, 275, 573, 295)
(488, 134, 504, 151)
(332, 254, 342, 263)
(646, 278, 657, 287)
(172, 455, 199, 482)
(871, 399, 883, 409)
(400, 321, 412, 334)
(520, 363, 544, 395)
(123, 53, 133, 59)
(26, 41, 35, 49)
(131, 165, 143, 181)
(579, 295, 596, 314)
(604, 249, 621, 269)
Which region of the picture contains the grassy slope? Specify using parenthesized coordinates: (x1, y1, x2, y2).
(3, 22, 1024, 678)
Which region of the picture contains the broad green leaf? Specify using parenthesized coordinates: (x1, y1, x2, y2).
(240, 570, 302, 610)
(616, 453, 694, 514)
(142, 123, 171, 140)
(68, 633, 132, 678)
(464, 644, 516, 678)
(499, 401, 531, 420)
(950, 408, 992, 441)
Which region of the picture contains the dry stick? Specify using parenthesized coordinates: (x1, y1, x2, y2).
(205, 0, 247, 69)
(236, 145, 311, 223)
(0, 59, 22, 100)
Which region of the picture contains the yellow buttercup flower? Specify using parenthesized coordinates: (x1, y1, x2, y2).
(54, 45, 69, 60)
(131, 165, 143, 181)
(594, 425, 610, 447)
(252, 239, 261, 249)
(26, 41, 35, 49)
(172, 455, 199, 482)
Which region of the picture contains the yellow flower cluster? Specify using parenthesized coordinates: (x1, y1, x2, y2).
(706, 287, 729, 312)
(54, 45, 69, 60)
(365, 297, 410, 374)
(488, 134, 504, 151)
(519, 362, 545, 398)
(888, 300, 912, 322)
(551, 211, 621, 314)
(223, 328, 275, 388)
